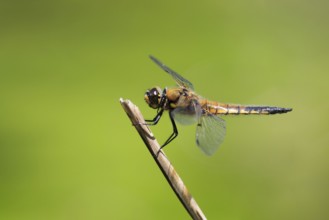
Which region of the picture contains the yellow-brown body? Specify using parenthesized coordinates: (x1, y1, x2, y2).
(165, 88, 291, 115)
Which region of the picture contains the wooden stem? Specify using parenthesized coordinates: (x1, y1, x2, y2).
(120, 98, 206, 220)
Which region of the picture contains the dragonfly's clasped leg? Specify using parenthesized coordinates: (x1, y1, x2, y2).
(159, 111, 178, 151)
(145, 108, 164, 125)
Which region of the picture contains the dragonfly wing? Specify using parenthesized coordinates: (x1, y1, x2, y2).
(171, 99, 202, 125)
(196, 114, 226, 156)
(149, 55, 194, 90)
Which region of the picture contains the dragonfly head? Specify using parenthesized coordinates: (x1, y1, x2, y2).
(145, 87, 162, 109)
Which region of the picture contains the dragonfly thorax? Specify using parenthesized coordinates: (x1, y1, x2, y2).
(144, 87, 163, 109)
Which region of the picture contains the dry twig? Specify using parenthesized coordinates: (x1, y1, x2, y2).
(120, 98, 206, 220)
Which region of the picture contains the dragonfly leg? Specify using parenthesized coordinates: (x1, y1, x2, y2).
(159, 111, 178, 152)
(144, 108, 164, 125)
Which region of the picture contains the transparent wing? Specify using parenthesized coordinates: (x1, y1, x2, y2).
(171, 99, 202, 125)
(196, 114, 226, 156)
(149, 55, 194, 90)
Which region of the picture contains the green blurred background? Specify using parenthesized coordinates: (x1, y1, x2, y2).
(1, 0, 328, 219)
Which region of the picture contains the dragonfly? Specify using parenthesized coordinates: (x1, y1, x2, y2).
(144, 55, 292, 156)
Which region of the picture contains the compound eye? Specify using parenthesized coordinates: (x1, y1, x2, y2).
(148, 88, 160, 104)
(145, 87, 162, 109)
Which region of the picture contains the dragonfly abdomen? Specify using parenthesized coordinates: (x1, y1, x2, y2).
(202, 100, 292, 115)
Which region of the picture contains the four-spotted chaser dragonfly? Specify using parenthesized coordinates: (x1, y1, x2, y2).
(144, 55, 292, 156)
